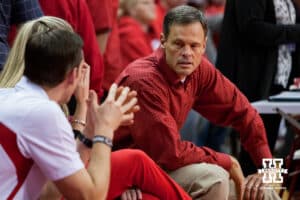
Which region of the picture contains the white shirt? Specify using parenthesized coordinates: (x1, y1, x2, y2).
(273, 0, 296, 88)
(0, 77, 84, 200)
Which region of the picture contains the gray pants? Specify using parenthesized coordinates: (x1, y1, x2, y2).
(168, 163, 281, 200)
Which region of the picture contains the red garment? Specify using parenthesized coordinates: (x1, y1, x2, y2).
(86, 0, 122, 91)
(39, 0, 104, 98)
(151, 3, 166, 39)
(114, 48, 272, 171)
(86, 0, 122, 90)
(119, 16, 153, 68)
(205, 4, 225, 16)
(108, 149, 191, 200)
(85, 0, 113, 33)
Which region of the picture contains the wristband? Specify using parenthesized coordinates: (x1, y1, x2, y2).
(93, 135, 113, 148)
(73, 129, 92, 148)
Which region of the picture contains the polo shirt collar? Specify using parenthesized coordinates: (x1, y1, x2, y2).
(156, 48, 183, 85)
(16, 76, 49, 99)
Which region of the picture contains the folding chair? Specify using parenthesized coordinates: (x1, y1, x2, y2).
(276, 108, 300, 200)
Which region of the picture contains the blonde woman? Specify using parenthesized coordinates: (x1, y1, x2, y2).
(0, 16, 191, 200)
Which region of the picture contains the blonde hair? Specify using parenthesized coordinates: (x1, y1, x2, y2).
(0, 16, 73, 88)
(0, 16, 73, 115)
(118, 0, 138, 17)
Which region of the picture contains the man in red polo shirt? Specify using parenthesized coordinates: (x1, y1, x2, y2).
(114, 5, 280, 200)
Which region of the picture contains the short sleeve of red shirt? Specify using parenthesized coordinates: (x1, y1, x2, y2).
(86, 0, 113, 33)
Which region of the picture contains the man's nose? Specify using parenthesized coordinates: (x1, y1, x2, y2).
(181, 45, 192, 57)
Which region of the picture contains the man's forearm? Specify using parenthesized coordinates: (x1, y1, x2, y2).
(86, 128, 113, 200)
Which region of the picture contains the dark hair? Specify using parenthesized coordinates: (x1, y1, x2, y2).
(163, 5, 208, 38)
(24, 29, 83, 87)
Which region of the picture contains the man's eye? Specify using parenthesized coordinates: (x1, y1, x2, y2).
(174, 42, 182, 48)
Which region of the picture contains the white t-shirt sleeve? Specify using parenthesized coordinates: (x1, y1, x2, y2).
(18, 101, 84, 181)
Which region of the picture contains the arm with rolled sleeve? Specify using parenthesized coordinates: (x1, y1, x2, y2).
(126, 78, 232, 171)
(235, 0, 300, 46)
(193, 58, 272, 167)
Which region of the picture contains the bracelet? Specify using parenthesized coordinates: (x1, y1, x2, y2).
(93, 135, 113, 148)
(73, 129, 92, 148)
(72, 119, 86, 127)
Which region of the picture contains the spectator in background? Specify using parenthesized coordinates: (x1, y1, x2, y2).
(0, 0, 43, 70)
(216, 0, 300, 176)
(118, 0, 157, 68)
(86, 0, 113, 54)
(86, 0, 123, 93)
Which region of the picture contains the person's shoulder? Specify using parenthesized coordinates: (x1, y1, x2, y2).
(120, 56, 166, 87)
(11, 92, 64, 125)
(200, 56, 215, 69)
(29, 99, 63, 122)
(119, 16, 140, 31)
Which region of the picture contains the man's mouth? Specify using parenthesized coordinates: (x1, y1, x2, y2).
(177, 61, 192, 67)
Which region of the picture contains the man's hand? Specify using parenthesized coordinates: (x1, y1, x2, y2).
(229, 156, 245, 200)
(74, 62, 90, 104)
(85, 84, 138, 139)
(121, 188, 142, 200)
(115, 86, 140, 126)
(243, 173, 264, 200)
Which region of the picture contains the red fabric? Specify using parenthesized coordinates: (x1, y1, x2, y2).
(101, 0, 123, 91)
(107, 149, 191, 200)
(114, 48, 272, 171)
(151, 3, 166, 39)
(119, 16, 153, 68)
(39, 0, 104, 98)
(0, 124, 33, 199)
(205, 4, 225, 16)
(85, 0, 113, 33)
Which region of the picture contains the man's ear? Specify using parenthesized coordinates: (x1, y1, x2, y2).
(201, 36, 208, 54)
(160, 33, 166, 48)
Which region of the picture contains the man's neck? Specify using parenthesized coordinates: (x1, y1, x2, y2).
(42, 84, 65, 104)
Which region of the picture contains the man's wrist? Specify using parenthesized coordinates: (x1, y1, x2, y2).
(93, 127, 114, 139)
(93, 135, 113, 148)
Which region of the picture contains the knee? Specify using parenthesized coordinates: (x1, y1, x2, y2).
(118, 149, 151, 163)
(200, 164, 229, 188)
(189, 163, 230, 197)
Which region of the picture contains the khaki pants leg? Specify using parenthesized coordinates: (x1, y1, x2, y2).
(168, 163, 281, 200)
(168, 163, 230, 200)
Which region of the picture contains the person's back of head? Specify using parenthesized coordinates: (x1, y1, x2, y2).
(0, 16, 73, 88)
(163, 5, 208, 38)
(24, 29, 83, 87)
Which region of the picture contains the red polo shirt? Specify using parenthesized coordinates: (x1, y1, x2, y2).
(119, 16, 153, 68)
(39, 0, 104, 97)
(114, 48, 272, 171)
